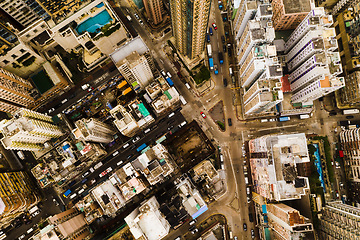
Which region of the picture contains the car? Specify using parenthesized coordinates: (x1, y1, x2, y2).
(346, 115, 354, 119)
(90, 179, 96, 185)
(27, 227, 34, 234)
(82, 171, 90, 178)
(61, 99, 68, 104)
(134, 13, 139, 19)
(99, 167, 113, 177)
(112, 151, 119, 157)
(123, 143, 130, 149)
(167, 72, 172, 78)
(132, 136, 141, 143)
(200, 112, 206, 118)
(89, 167, 94, 173)
(69, 193, 77, 199)
(251, 229, 255, 239)
(228, 118, 232, 126)
(329, 111, 337, 116)
(18, 234, 25, 240)
(221, 36, 225, 43)
(168, 112, 175, 118)
(81, 83, 90, 91)
(269, 118, 276, 122)
(206, 34, 210, 43)
(223, 78, 228, 87)
(189, 219, 197, 225)
(222, 15, 227, 22)
(81, 178, 88, 184)
(246, 187, 251, 195)
(219, 3, 223, 9)
(117, 160, 124, 166)
(212, 23, 217, 30)
(174, 237, 181, 240)
(164, 27, 171, 34)
(144, 128, 151, 134)
(168, 125, 174, 131)
(53, 198, 59, 206)
(94, 162, 103, 170)
(139, 19, 143, 25)
(48, 108, 55, 114)
(243, 223, 247, 231)
(161, 70, 166, 76)
(223, 45, 227, 53)
(209, 27, 213, 35)
(228, 46, 232, 56)
(189, 226, 198, 234)
(247, 196, 251, 203)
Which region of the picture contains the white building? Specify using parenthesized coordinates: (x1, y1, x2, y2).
(0, 109, 63, 151)
(248, 133, 310, 201)
(110, 105, 140, 137)
(285, 8, 344, 104)
(125, 196, 170, 240)
(73, 118, 115, 143)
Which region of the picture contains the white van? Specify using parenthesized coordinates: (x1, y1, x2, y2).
(144, 128, 151, 134)
(229, 67, 233, 75)
(123, 143, 130, 149)
(245, 176, 249, 185)
(185, 83, 191, 89)
(180, 95, 187, 105)
(168, 112, 175, 118)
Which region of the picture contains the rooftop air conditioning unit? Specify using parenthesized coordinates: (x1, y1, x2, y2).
(272, 57, 278, 63)
(267, 22, 272, 27)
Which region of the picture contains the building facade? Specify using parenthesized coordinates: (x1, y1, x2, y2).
(0, 67, 35, 114)
(0, 171, 40, 228)
(170, 0, 211, 60)
(271, 0, 313, 31)
(266, 203, 313, 239)
(74, 118, 115, 143)
(285, 8, 344, 104)
(0, 108, 63, 151)
(319, 201, 360, 239)
(143, 0, 163, 25)
(339, 128, 360, 203)
(337, 71, 360, 106)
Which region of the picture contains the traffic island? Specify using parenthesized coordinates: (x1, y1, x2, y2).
(209, 100, 226, 132)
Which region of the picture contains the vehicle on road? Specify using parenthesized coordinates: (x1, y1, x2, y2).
(218, 52, 224, 64)
(144, 128, 151, 134)
(82, 171, 89, 178)
(61, 99, 68, 104)
(269, 118, 276, 122)
(168, 112, 175, 118)
(126, 15, 132, 21)
(219, 3, 223, 9)
(180, 95, 187, 105)
(117, 160, 124, 166)
(18, 234, 25, 240)
(132, 136, 141, 143)
(53, 198, 59, 206)
(223, 45, 226, 53)
(70, 193, 77, 199)
(167, 72, 172, 78)
(221, 36, 225, 43)
(229, 67, 233, 75)
(207, 44, 212, 57)
(212, 23, 217, 30)
(214, 65, 218, 75)
(94, 162, 103, 170)
(346, 115, 354, 119)
(223, 78, 227, 87)
(112, 151, 119, 157)
(200, 112, 206, 118)
(99, 167, 113, 177)
(209, 58, 214, 70)
(243, 223, 247, 231)
(228, 118, 232, 126)
(161, 70, 166, 77)
(164, 27, 171, 34)
(206, 34, 210, 43)
(279, 116, 290, 122)
(134, 13, 139, 19)
(137, 143, 148, 152)
(189, 219, 197, 225)
(139, 19, 143, 25)
(48, 108, 55, 114)
(343, 109, 359, 115)
(174, 237, 181, 240)
(81, 83, 90, 91)
(209, 27, 213, 35)
(189, 226, 198, 234)
(185, 83, 191, 89)
(299, 114, 310, 119)
(251, 229, 255, 239)
(166, 77, 174, 86)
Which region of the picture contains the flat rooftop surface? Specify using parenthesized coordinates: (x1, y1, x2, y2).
(283, 0, 311, 14)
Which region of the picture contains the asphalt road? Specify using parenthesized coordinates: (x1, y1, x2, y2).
(59, 110, 186, 205)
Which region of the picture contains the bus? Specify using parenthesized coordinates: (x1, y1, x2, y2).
(137, 143, 147, 152)
(343, 109, 359, 115)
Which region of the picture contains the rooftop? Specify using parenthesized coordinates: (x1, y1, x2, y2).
(283, 0, 312, 14)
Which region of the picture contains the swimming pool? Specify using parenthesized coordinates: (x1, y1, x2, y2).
(76, 9, 113, 34)
(313, 143, 326, 192)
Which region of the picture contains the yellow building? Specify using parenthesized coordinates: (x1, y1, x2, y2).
(0, 171, 40, 228)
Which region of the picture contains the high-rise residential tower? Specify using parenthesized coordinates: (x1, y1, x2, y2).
(271, 0, 313, 31)
(143, 0, 163, 25)
(0, 108, 64, 151)
(0, 67, 35, 114)
(73, 118, 115, 143)
(285, 8, 344, 104)
(0, 171, 40, 228)
(170, 0, 211, 60)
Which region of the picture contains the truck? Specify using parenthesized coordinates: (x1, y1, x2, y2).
(209, 58, 214, 70)
(207, 44, 212, 57)
(279, 116, 290, 122)
(166, 77, 174, 87)
(214, 65, 219, 75)
(218, 52, 224, 64)
(343, 109, 360, 115)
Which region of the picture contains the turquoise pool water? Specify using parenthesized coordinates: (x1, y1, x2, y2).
(76, 9, 113, 34)
(313, 143, 326, 192)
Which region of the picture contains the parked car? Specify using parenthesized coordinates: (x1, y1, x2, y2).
(99, 167, 113, 177)
(243, 223, 247, 231)
(200, 112, 206, 118)
(251, 229, 255, 239)
(223, 78, 228, 87)
(212, 23, 217, 30)
(228, 118, 232, 126)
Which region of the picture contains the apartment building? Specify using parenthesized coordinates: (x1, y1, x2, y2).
(0, 67, 35, 114)
(170, 0, 211, 60)
(334, 1, 360, 73)
(285, 8, 344, 104)
(271, 0, 313, 31)
(233, 0, 257, 43)
(0, 171, 40, 228)
(143, 0, 164, 25)
(248, 133, 310, 201)
(339, 128, 360, 203)
(110, 104, 140, 137)
(73, 118, 115, 143)
(125, 196, 171, 240)
(266, 203, 313, 239)
(319, 201, 360, 239)
(0, 108, 64, 151)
